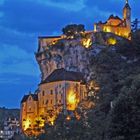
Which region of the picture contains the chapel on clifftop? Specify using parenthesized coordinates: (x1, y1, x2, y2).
(94, 0, 131, 39)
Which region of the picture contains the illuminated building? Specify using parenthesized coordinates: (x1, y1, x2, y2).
(94, 0, 131, 39)
(20, 94, 38, 131)
(20, 69, 87, 133)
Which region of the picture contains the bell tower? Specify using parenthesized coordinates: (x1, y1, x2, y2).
(123, 0, 131, 29)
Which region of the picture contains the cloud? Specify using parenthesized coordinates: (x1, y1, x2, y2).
(0, 25, 37, 52)
(0, 44, 39, 76)
(0, 73, 39, 108)
(0, 77, 20, 84)
(1, 0, 139, 36)
(28, 0, 86, 12)
(0, 0, 5, 5)
(0, 12, 4, 18)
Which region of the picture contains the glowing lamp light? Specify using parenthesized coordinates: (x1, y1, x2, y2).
(83, 38, 92, 48)
(107, 37, 117, 45)
(67, 91, 79, 111)
(66, 116, 71, 121)
(50, 121, 54, 126)
(68, 92, 76, 104)
(24, 119, 30, 130)
(104, 27, 111, 32)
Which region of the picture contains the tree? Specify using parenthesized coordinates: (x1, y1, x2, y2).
(108, 75, 140, 140)
(62, 24, 85, 38)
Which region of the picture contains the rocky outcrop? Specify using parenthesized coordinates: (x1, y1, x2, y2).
(35, 32, 124, 81)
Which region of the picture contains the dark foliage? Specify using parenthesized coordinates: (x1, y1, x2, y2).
(62, 24, 85, 37)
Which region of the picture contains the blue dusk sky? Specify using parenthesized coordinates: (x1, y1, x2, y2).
(0, 0, 140, 108)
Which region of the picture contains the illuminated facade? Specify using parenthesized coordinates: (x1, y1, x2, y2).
(94, 0, 131, 39)
(20, 69, 87, 133)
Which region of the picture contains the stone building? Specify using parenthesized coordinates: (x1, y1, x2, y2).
(94, 0, 131, 39)
(20, 69, 87, 131)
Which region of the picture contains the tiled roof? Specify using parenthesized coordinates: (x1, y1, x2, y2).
(31, 94, 38, 101)
(40, 68, 85, 84)
(21, 95, 29, 103)
(21, 94, 38, 103)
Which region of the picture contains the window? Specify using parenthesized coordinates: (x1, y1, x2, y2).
(50, 90, 53, 95)
(42, 91, 45, 96)
(75, 84, 79, 92)
(55, 87, 58, 94)
(46, 100, 48, 104)
(51, 100, 53, 104)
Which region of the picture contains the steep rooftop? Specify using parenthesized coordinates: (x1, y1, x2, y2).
(40, 68, 85, 84)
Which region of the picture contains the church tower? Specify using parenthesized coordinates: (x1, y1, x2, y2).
(123, 0, 131, 29)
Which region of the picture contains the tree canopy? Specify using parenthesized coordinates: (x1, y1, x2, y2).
(62, 24, 85, 37)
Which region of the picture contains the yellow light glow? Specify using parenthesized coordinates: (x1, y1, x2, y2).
(103, 26, 112, 33)
(67, 91, 79, 111)
(47, 114, 56, 126)
(66, 116, 71, 121)
(39, 121, 45, 127)
(34, 117, 45, 129)
(50, 121, 54, 126)
(82, 38, 92, 48)
(23, 119, 30, 130)
(68, 92, 76, 104)
(107, 37, 117, 45)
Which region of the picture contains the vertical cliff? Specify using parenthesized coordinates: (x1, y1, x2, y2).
(35, 32, 123, 81)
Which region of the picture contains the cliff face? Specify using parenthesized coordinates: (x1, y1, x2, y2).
(35, 30, 140, 140)
(35, 32, 123, 81)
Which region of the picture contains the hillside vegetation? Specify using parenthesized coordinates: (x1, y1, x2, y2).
(36, 30, 140, 140)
